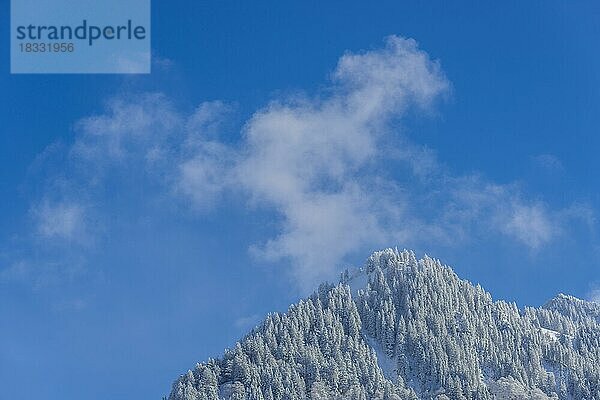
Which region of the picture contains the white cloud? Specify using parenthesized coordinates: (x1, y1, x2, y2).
(71, 93, 181, 165)
(32, 200, 88, 243)
(176, 140, 235, 209)
(532, 154, 564, 174)
(219, 36, 449, 287)
(0, 258, 83, 289)
(446, 177, 561, 250)
(333, 36, 449, 117)
(589, 284, 600, 303)
(0, 260, 30, 283)
(175, 36, 574, 286)
(234, 314, 262, 331)
(13, 35, 593, 290)
(175, 101, 236, 209)
(130, 36, 582, 287)
(111, 51, 151, 74)
(499, 203, 555, 250)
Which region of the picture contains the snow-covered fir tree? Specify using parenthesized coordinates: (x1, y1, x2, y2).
(169, 249, 600, 400)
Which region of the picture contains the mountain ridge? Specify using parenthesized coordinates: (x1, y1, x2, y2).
(169, 249, 600, 400)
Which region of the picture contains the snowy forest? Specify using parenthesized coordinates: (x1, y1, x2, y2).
(168, 249, 600, 400)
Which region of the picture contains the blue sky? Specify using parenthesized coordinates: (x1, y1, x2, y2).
(2, 1, 600, 399)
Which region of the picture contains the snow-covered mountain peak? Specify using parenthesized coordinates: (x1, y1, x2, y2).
(169, 249, 600, 400)
(554, 293, 583, 302)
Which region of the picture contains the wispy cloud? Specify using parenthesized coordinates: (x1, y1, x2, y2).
(174, 36, 585, 287)
(532, 154, 565, 174)
(51, 298, 87, 312)
(216, 36, 450, 287)
(234, 314, 262, 331)
(72, 93, 181, 166)
(5, 35, 594, 290)
(32, 200, 88, 243)
(0, 258, 84, 289)
(588, 283, 600, 303)
(497, 203, 556, 250)
(444, 177, 562, 250)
